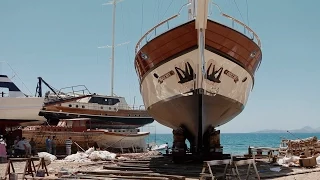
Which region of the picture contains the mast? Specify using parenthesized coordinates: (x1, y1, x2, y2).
(99, 0, 128, 96)
(195, 0, 209, 78)
(111, 0, 116, 96)
(188, 0, 209, 89)
(190, 0, 209, 152)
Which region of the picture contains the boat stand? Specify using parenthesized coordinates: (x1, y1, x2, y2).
(171, 126, 230, 163)
(4, 157, 49, 180)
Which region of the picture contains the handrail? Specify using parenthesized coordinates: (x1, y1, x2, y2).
(221, 13, 261, 47)
(135, 2, 261, 55)
(210, 2, 261, 47)
(135, 2, 191, 54)
(135, 14, 178, 54)
(139, 105, 145, 110)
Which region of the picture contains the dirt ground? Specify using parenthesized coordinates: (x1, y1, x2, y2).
(1, 157, 320, 179)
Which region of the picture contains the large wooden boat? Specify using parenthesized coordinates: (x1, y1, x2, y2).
(22, 118, 149, 153)
(134, 0, 262, 155)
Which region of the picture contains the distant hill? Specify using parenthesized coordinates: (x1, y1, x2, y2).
(252, 126, 320, 133)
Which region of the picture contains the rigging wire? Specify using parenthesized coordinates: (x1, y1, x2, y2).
(152, 0, 159, 24)
(246, 0, 250, 26)
(161, 0, 174, 20)
(0, 61, 33, 96)
(157, 0, 164, 22)
(232, 0, 245, 23)
(119, 3, 132, 104)
(141, 0, 144, 37)
(97, 4, 104, 64)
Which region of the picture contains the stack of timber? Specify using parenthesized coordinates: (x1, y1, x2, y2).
(59, 156, 209, 179)
(280, 136, 320, 156)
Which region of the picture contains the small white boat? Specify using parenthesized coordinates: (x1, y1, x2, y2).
(0, 63, 46, 129)
(151, 143, 169, 151)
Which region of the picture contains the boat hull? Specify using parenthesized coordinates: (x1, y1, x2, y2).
(140, 49, 251, 137)
(0, 97, 46, 126)
(22, 129, 149, 153)
(135, 20, 262, 147)
(148, 90, 243, 141)
(39, 107, 154, 129)
(97, 131, 149, 151)
(22, 129, 103, 149)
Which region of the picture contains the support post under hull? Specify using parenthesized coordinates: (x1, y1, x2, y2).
(172, 125, 230, 162)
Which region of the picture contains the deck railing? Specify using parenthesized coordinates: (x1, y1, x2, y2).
(209, 2, 261, 47)
(56, 85, 91, 97)
(135, 2, 191, 54)
(135, 2, 261, 54)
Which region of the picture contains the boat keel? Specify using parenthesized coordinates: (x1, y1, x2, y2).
(171, 125, 229, 163)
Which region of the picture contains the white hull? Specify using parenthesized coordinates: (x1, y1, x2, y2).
(140, 49, 253, 136)
(23, 128, 149, 152)
(0, 97, 46, 125)
(98, 132, 149, 150)
(141, 49, 252, 107)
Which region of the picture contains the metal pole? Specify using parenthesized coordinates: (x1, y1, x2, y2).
(188, 0, 196, 20)
(111, 0, 116, 96)
(194, 0, 209, 153)
(133, 96, 136, 109)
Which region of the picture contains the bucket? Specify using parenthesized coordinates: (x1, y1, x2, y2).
(36, 169, 45, 177)
(9, 173, 18, 180)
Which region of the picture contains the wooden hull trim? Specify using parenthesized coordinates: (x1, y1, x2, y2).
(102, 131, 150, 137)
(135, 20, 262, 84)
(40, 110, 152, 119)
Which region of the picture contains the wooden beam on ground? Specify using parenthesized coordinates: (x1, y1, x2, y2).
(78, 170, 186, 180)
(116, 162, 201, 169)
(78, 161, 112, 167)
(64, 174, 170, 180)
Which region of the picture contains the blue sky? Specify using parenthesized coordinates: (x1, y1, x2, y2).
(1, 0, 319, 133)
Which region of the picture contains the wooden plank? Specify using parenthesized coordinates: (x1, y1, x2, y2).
(79, 170, 154, 174)
(103, 165, 202, 174)
(68, 174, 170, 180)
(103, 166, 151, 171)
(25, 177, 58, 180)
(78, 161, 111, 167)
(101, 167, 200, 177)
(8, 158, 30, 161)
(78, 170, 186, 180)
(116, 162, 201, 170)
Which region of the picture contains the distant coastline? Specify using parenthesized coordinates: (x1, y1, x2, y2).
(250, 126, 320, 133)
(148, 126, 320, 134)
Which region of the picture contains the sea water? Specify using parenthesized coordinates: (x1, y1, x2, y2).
(147, 133, 320, 155)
